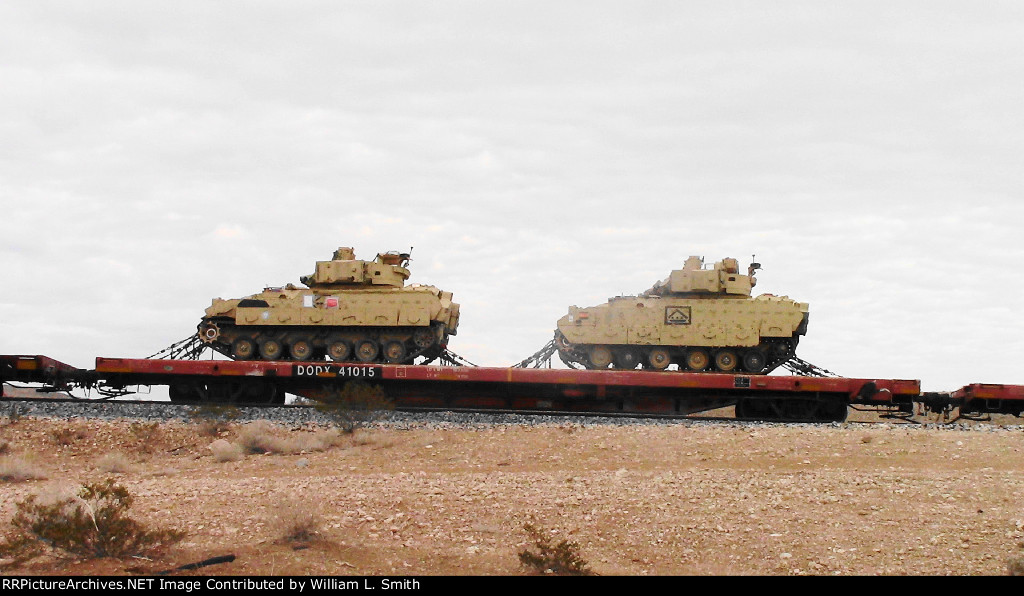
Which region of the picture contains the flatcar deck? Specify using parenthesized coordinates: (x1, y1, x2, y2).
(12, 353, 1003, 423)
(4, 353, 1023, 421)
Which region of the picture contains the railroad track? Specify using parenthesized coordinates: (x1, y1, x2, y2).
(0, 393, 1003, 427)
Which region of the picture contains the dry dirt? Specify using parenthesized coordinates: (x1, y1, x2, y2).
(1, 411, 1023, 576)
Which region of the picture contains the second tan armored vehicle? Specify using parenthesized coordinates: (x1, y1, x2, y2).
(197, 247, 460, 364)
(555, 256, 808, 373)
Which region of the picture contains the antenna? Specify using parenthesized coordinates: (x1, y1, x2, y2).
(748, 254, 762, 277)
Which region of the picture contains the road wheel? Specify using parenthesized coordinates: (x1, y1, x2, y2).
(614, 348, 641, 369)
(289, 338, 314, 361)
(259, 338, 283, 361)
(383, 340, 407, 363)
(231, 337, 256, 360)
(588, 345, 613, 369)
(714, 350, 738, 372)
(646, 347, 671, 370)
(327, 339, 351, 362)
(742, 350, 766, 373)
(355, 339, 380, 362)
(685, 349, 709, 371)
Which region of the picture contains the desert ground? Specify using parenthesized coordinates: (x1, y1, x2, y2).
(1, 409, 1023, 576)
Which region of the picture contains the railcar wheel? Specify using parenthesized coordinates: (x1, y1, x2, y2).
(245, 382, 281, 404)
(289, 338, 314, 361)
(168, 383, 197, 404)
(821, 398, 848, 423)
(355, 339, 380, 362)
(646, 347, 671, 370)
(259, 338, 284, 361)
(614, 348, 641, 369)
(231, 337, 257, 360)
(742, 350, 767, 373)
(714, 350, 738, 373)
(327, 339, 351, 362)
(588, 345, 613, 369)
(685, 349, 709, 371)
(383, 340, 407, 363)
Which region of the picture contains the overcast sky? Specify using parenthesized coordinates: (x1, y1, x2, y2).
(2, 1, 1022, 393)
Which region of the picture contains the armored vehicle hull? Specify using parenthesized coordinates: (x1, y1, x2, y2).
(198, 247, 460, 364)
(555, 256, 808, 373)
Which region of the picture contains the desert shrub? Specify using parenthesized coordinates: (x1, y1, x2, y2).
(270, 500, 323, 545)
(1009, 540, 1024, 575)
(128, 421, 161, 452)
(96, 452, 133, 474)
(1009, 555, 1024, 576)
(236, 421, 343, 455)
(188, 404, 240, 436)
(1, 403, 27, 426)
(50, 426, 88, 446)
(0, 457, 46, 482)
(518, 523, 594, 576)
(209, 439, 245, 463)
(291, 428, 344, 452)
(236, 421, 288, 454)
(314, 382, 393, 434)
(0, 479, 184, 562)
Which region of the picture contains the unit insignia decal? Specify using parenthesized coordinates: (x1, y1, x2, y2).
(665, 306, 691, 325)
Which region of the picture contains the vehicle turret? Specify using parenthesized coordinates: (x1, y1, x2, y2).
(299, 247, 412, 288)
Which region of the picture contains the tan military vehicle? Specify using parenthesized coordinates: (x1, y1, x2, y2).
(198, 247, 460, 363)
(554, 256, 808, 373)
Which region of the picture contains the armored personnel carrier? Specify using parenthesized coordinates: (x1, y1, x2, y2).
(554, 256, 808, 373)
(197, 247, 460, 364)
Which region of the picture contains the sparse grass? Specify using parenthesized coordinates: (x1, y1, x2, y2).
(518, 523, 595, 576)
(236, 421, 343, 455)
(0, 457, 46, 482)
(314, 381, 393, 434)
(0, 479, 185, 564)
(95, 452, 133, 474)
